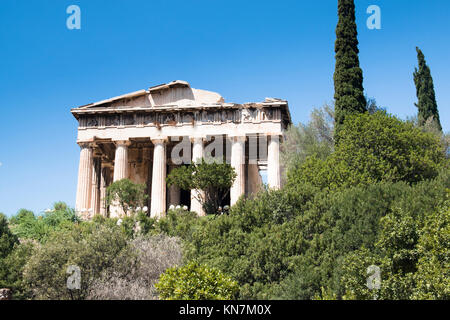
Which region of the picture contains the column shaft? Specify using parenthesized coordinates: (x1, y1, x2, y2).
(230, 136, 246, 205)
(75, 144, 93, 215)
(190, 137, 205, 215)
(150, 139, 167, 218)
(90, 157, 101, 216)
(267, 134, 281, 189)
(113, 142, 129, 181)
(99, 165, 111, 217)
(111, 141, 130, 217)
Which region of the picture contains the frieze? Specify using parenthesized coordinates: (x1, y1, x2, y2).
(78, 107, 280, 129)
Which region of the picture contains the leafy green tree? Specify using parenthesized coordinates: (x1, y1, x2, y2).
(167, 159, 236, 215)
(414, 47, 442, 131)
(333, 0, 366, 135)
(289, 112, 446, 191)
(412, 194, 449, 299)
(339, 189, 449, 300)
(185, 185, 316, 299)
(0, 213, 18, 259)
(156, 261, 239, 300)
(8, 203, 78, 243)
(281, 105, 334, 174)
(0, 241, 35, 300)
(106, 179, 148, 216)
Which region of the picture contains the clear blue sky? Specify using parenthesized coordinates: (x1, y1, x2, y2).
(0, 0, 449, 216)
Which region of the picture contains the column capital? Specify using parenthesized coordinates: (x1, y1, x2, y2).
(228, 135, 247, 142)
(264, 132, 283, 137)
(189, 136, 206, 143)
(151, 137, 168, 145)
(77, 141, 94, 149)
(113, 140, 131, 147)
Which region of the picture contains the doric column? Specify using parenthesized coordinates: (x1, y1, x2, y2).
(230, 135, 246, 206)
(267, 134, 281, 189)
(150, 138, 167, 218)
(99, 162, 112, 217)
(113, 141, 130, 182)
(190, 137, 205, 216)
(247, 163, 263, 196)
(168, 165, 181, 207)
(143, 147, 152, 210)
(90, 156, 101, 216)
(75, 143, 93, 216)
(110, 141, 130, 217)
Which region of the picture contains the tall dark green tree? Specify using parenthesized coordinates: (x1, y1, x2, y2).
(414, 47, 442, 131)
(333, 0, 366, 135)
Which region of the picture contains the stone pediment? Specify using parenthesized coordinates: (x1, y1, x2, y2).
(71, 81, 292, 130)
(73, 80, 225, 111)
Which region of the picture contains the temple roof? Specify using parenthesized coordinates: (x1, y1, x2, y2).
(71, 80, 291, 124)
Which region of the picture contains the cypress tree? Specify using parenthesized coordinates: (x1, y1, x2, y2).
(413, 47, 442, 131)
(333, 0, 366, 134)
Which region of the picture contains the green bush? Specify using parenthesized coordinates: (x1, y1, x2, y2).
(8, 203, 79, 243)
(167, 159, 236, 215)
(339, 189, 450, 300)
(0, 241, 35, 300)
(184, 186, 315, 299)
(23, 223, 131, 300)
(154, 208, 204, 242)
(0, 213, 18, 259)
(156, 261, 238, 300)
(106, 179, 148, 215)
(289, 112, 446, 190)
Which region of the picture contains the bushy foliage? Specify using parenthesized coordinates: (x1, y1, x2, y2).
(281, 105, 334, 174)
(156, 261, 239, 300)
(154, 208, 204, 242)
(8, 203, 79, 243)
(23, 223, 130, 300)
(289, 112, 446, 190)
(88, 235, 183, 300)
(340, 189, 450, 300)
(0, 213, 18, 259)
(0, 241, 35, 300)
(106, 179, 148, 216)
(183, 186, 316, 299)
(167, 159, 236, 215)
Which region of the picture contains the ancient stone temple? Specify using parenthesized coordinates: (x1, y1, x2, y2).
(71, 80, 291, 219)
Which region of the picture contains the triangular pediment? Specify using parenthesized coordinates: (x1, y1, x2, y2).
(74, 80, 224, 111)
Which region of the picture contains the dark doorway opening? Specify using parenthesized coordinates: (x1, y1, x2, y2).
(180, 189, 191, 209)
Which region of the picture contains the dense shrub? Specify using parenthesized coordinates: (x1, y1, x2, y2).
(289, 112, 446, 190)
(183, 186, 316, 299)
(340, 190, 449, 300)
(106, 179, 148, 215)
(0, 241, 35, 299)
(0, 213, 18, 259)
(23, 223, 130, 300)
(154, 208, 205, 242)
(156, 261, 239, 300)
(281, 105, 334, 174)
(88, 235, 183, 300)
(167, 159, 236, 215)
(8, 203, 79, 242)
